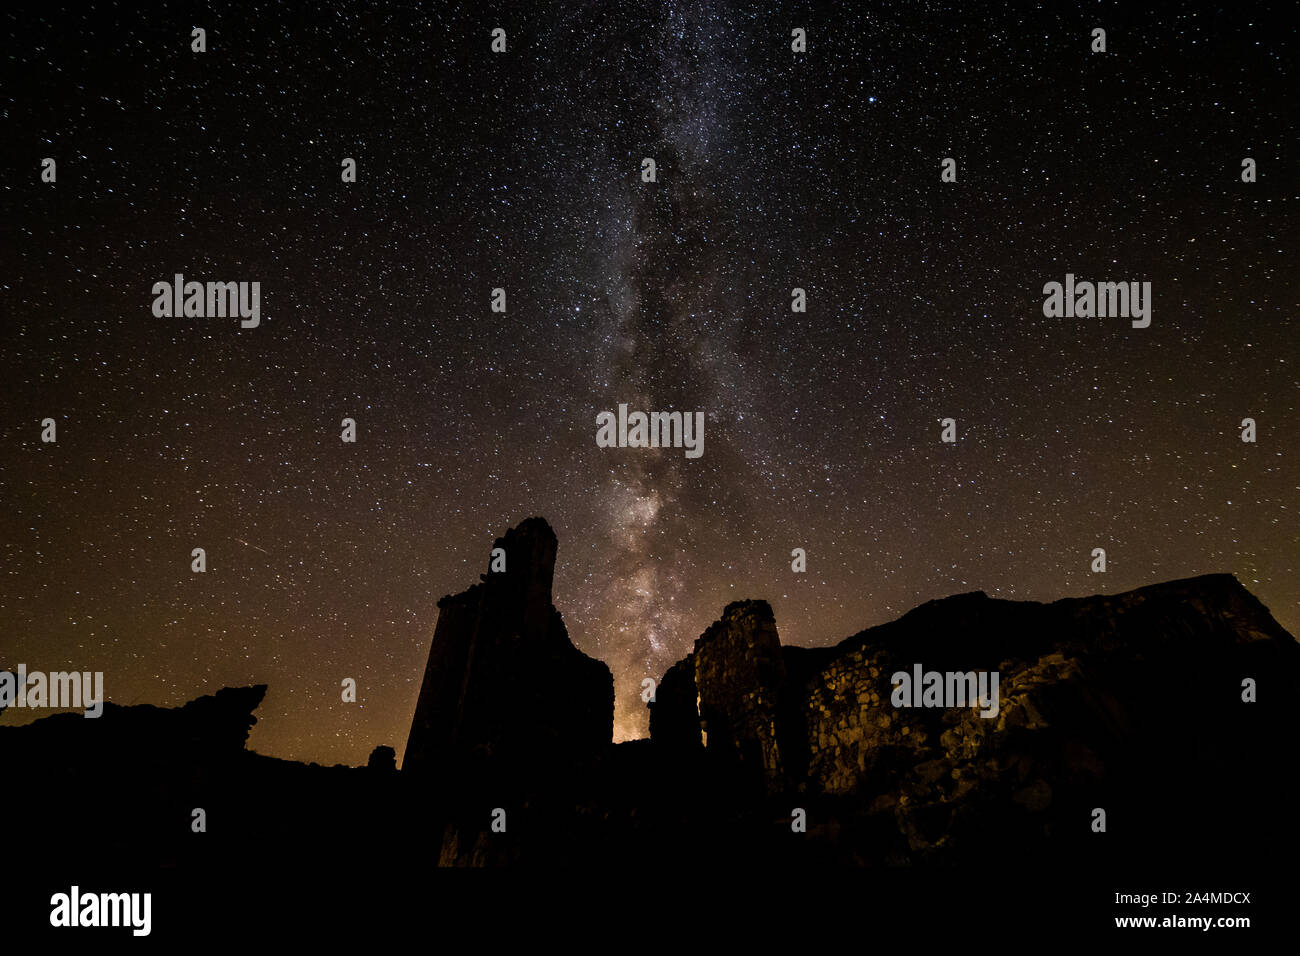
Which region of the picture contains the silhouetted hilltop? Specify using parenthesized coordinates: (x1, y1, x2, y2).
(0, 684, 266, 767)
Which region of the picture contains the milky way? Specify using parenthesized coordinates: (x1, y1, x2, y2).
(3, 1, 1296, 760)
(571, 1, 763, 737)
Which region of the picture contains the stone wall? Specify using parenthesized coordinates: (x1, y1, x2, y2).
(653, 573, 1299, 856)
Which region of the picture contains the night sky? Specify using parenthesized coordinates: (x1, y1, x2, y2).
(3, 1, 1296, 765)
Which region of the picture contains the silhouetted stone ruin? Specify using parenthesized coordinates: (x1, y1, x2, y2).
(651, 600, 807, 793)
(404, 517, 614, 781)
(2, 520, 1296, 876)
(367, 745, 397, 772)
(649, 573, 1299, 863)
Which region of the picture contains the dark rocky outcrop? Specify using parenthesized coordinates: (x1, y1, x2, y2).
(2, 682, 416, 885)
(0, 683, 266, 768)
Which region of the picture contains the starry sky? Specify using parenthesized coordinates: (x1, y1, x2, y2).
(2, 0, 1296, 765)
